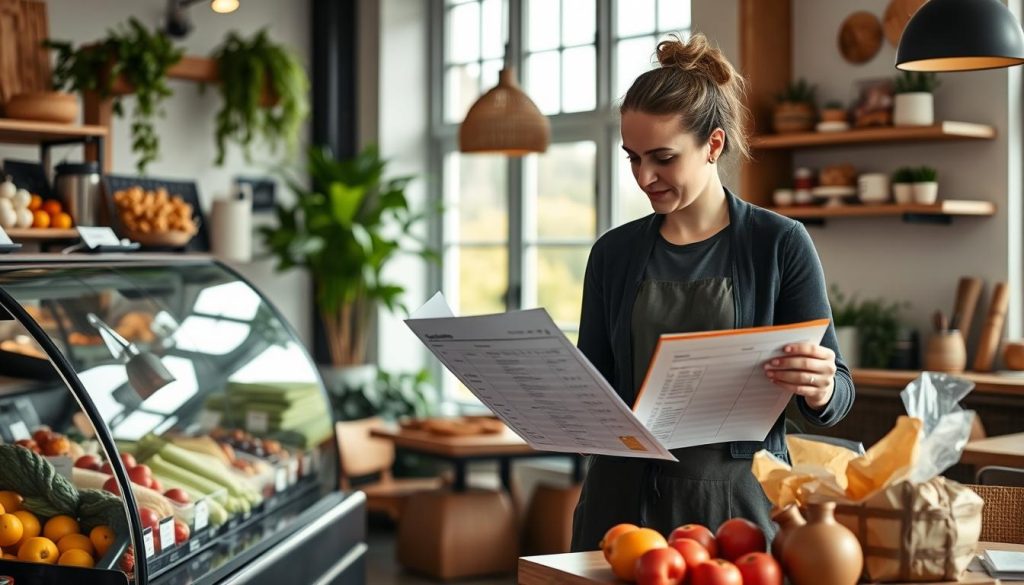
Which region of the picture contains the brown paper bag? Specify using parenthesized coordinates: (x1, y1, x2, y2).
(828, 477, 983, 582)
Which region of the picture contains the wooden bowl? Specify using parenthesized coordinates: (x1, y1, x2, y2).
(4, 92, 79, 124)
(128, 230, 196, 249)
(1004, 341, 1024, 370)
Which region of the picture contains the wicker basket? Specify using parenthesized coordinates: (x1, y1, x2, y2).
(966, 484, 1024, 545)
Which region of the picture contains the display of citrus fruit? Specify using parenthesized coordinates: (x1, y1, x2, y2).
(607, 527, 668, 581)
(13, 510, 41, 548)
(0, 492, 22, 513)
(43, 515, 79, 543)
(52, 212, 73, 229)
(57, 533, 95, 556)
(90, 525, 114, 557)
(0, 513, 24, 547)
(58, 548, 94, 568)
(17, 537, 58, 564)
(31, 209, 50, 228)
(600, 523, 640, 561)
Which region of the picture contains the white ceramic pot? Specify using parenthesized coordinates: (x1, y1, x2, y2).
(794, 189, 814, 205)
(893, 183, 914, 204)
(857, 173, 890, 204)
(893, 92, 934, 126)
(835, 326, 861, 368)
(912, 181, 939, 204)
(773, 189, 795, 206)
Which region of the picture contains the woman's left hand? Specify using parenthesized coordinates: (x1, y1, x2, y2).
(763, 343, 836, 410)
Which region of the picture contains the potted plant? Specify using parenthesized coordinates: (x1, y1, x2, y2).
(46, 18, 183, 173)
(893, 71, 940, 127)
(912, 166, 939, 204)
(773, 79, 817, 134)
(210, 29, 309, 166)
(830, 285, 909, 369)
(821, 101, 847, 123)
(259, 144, 436, 381)
(891, 167, 916, 204)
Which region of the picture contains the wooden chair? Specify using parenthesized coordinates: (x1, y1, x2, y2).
(335, 417, 443, 522)
(966, 484, 1024, 544)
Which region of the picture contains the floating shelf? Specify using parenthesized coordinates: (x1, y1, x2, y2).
(770, 200, 996, 222)
(0, 118, 106, 145)
(5, 228, 79, 241)
(854, 368, 1024, 396)
(751, 121, 996, 150)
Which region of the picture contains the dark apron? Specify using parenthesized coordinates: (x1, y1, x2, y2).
(570, 278, 775, 551)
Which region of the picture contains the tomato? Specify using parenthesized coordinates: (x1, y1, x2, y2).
(736, 552, 782, 585)
(102, 477, 121, 496)
(31, 427, 52, 445)
(150, 478, 163, 492)
(669, 524, 718, 558)
(690, 559, 742, 585)
(100, 461, 114, 474)
(715, 518, 765, 561)
(600, 523, 640, 561)
(163, 488, 190, 505)
(74, 455, 102, 471)
(138, 507, 160, 531)
(127, 465, 152, 486)
(635, 546, 685, 585)
(607, 527, 668, 581)
(173, 519, 190, 545)
(669, 537, 711, 574)
(120, 453, 137, 469)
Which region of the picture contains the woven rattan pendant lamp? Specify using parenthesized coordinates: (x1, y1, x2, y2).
(459, 46, 550, 155)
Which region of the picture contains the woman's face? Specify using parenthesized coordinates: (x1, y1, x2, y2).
(620, 110, 722, 215)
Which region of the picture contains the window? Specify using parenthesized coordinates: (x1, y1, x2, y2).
(433, 0, 691, 402)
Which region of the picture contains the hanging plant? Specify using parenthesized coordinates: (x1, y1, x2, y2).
(210, 29, 309, 165)
(46, 18, 183, 173)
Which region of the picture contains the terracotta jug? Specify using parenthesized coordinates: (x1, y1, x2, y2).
(770, 504, 806, 561)
(782, 501, 863, 585)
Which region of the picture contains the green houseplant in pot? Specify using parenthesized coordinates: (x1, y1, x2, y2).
(891, 167, 916, 204)
(210, 29, 309, 165)
(46, 18, 183, 173)
(773, 78, 817, 134)
(911, 166, 939, 205)
(893, 71, 939, 127)
(830, 284, 908, 369)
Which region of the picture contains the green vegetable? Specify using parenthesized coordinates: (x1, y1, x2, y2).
(77, 489, 129, 535)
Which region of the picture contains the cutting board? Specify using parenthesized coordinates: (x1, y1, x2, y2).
(0, 0, 51, 104)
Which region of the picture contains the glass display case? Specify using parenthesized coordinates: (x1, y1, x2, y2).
(0, 256, 366, 584)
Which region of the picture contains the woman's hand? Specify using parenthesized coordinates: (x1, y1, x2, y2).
(763, 343, 836, 410)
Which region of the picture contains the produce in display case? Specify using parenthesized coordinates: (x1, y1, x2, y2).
(0, 257, 366, 584)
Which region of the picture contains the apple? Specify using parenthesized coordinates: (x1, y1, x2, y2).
(669, 524, 718, 558)
(120, 453, 137, 469)
(735, 552, 783, 585)
(635, 546, 685, 585)
(691, 559, 742, 585)
(670, 537, 711, 573)
(163, 488, 190, 505)
(715, 518, 766, 561)
(31, 426, 52, 444)
(173, 519, 190, 544)
(138, 507, 160, 531)
(127, 465, 152, 486)
(102, 477, 121, 496)
(74, 455, 103, 471)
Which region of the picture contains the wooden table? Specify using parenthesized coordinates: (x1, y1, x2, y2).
(518, 543, 1024, 585)
(962, 432, 1024, 469)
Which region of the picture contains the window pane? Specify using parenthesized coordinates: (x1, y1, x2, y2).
(562, 0, 595, 46)
(615, 35, 656, 101)
(528, 0, 560, 51)
(525, 141, 596, 240)
(617, 0, 655, 37)
(444, 152, 508, 243)
(658, 0, 691, 31)
(526, 50, 561, 115)
(446, 245, 508, 315)
(481, 0, 505, 59)
(448, 2, 481, 63)
(615, 141, 653, 224)
(445, 63, 481, 123)
(527, 245, 588, 327)
(481, 58, 502, 92)
(562, 46, 596, 112)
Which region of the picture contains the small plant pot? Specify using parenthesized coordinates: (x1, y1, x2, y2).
(821, 108, 847, 123)
(911, 181, 939, 204)
(893, 92, 934, 126)
(893, 183, 914, 204)
(773, 102, 816, 133)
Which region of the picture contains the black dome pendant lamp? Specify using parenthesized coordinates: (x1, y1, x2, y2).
(896, 0, 1024, 71)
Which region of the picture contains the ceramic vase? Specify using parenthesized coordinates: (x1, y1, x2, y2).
(782, 501, 863, 585)
(771, 504, 806, 561)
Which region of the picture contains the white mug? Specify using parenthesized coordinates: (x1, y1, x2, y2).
(858, 173, 890, 204)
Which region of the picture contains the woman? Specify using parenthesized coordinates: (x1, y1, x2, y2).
(570, 33, 854, 551)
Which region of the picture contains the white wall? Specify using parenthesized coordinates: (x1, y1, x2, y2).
(20, 0, 313, 344)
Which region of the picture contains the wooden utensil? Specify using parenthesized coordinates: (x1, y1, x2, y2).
(973, 282, 1010, 372)
(933, 309, 948, 333)
(951, 277, 984, 337)
(838, 11, 883, 64)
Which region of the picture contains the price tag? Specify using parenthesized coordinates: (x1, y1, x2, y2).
(193, 499, 209, 532)
(288, 459, 299, 486)
(188, 538, 201, 553)
(159, 517, 175, 552)
(78, 226, 123, 248)
(46, 456, 73, 481)
(197, 410, 222, 433)
(246, 411, 269, 434)
(9, 421, 30, 441)
(274, 467, 288, 493)
(143, 528, 155, 559)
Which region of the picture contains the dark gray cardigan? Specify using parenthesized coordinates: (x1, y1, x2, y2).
(577, 190, 855, 459)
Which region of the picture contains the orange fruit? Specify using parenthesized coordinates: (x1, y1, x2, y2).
(0, 513, 23, 547)
(90, 526, 114, 557)
(17, 537, 58, 564)
(42, 515, 78, 543)
(13, 510, 41, 547)
(27, 194, 41, 211)
(41, 200, 62, 216)
(52, 212, 73, 229)
(58, 548, 94, 568)
(57, 533, 94, 556)
(607, 527, 667, 581)
(31, 209, 49, 228)
(600, 523, 640, 561)
(0, 491, 23, 513)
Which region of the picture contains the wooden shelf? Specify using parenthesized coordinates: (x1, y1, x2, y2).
(853, 368, 1024, 396)
(751, 122, 996, 150)
(0, 118, 106, 145)
(6, 228, 79, 241)
(769, 200, 996, 220)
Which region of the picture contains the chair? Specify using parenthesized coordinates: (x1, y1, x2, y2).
(966, 483, 1024, 544)
(976, 465, 1024, 487)
(335, 417, 442, 522)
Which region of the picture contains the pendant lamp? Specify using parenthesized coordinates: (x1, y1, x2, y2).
(459, 48, 550, 155)
(896, 0, 1024, 71)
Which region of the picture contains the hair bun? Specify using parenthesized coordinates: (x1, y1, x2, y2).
(656, 33, 733, 86)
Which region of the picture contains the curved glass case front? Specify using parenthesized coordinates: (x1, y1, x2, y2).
(0, 259, 337, 583)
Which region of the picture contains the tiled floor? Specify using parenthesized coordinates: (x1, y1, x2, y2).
(365, 523, 515, 585)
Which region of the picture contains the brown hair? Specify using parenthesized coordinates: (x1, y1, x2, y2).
(621, 33, 750, 160)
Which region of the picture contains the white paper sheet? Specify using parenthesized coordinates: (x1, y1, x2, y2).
(405, 295, 677, 460)
(632, 320, 830, 450)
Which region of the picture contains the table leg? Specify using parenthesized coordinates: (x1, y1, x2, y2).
(453, 460, 468, 491)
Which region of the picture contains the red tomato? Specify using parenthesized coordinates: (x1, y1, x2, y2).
(74, 455, 102, 471)
(715, 518, 766, 561)
(669, 524, 718, 558)
(102, 477, 121, 496)
(691, 559, 742, 585)
(120, 453, 137, 469)
(127, 465, 152, 486)
(138, 507, 160, 531)
(100, 461, 114, 475)
(173, 519, 190, 544)
(150, 478, 163, 492)
(163, 488, 190, 505)
(669, 537, 711, 573)
(635, 546, 686, 585)
(736, 552, 782, 585)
